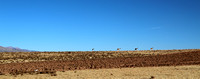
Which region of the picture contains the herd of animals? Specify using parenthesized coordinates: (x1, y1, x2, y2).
(91, 47, 154, 51)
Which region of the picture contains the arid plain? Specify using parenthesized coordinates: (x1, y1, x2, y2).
(0, 49, 199, 79)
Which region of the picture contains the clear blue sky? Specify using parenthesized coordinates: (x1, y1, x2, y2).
(0, 0, 200, 51)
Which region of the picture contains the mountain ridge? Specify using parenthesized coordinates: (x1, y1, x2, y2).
(0, 46, 32, 52)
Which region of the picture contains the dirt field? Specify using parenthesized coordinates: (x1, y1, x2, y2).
(0, 50, 199, 75)
(0, 49, 199, 64)
(0, 49, 199, 78)
(0, 65, 199, 79)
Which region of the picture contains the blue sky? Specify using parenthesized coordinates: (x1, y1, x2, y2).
(0, 0, 200, 51)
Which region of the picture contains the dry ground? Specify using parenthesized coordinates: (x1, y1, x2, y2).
(0, 51, 199, 75)
(0, 49, 199, 64)
(0, 49, 199, 79)
(0, 65, 199, 79)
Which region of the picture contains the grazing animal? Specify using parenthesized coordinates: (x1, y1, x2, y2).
(117, 48, 121, 51)
(135, 48, 138, 50)
(150, 47, 153, 50)
(35, 69, 38, 72)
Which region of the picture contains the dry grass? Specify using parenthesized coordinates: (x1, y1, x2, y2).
(0, 65, 199, 79)
(0, 49, 199, 64)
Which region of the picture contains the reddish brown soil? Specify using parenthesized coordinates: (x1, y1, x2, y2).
(0, 51, 199, 75)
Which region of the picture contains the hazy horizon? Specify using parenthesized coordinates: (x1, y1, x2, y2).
(0, 0, 200, 51)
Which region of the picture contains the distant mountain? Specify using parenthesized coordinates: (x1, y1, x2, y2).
(0, 46, 32, 52)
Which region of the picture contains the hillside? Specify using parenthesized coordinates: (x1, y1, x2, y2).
(0, 46, 31, 52)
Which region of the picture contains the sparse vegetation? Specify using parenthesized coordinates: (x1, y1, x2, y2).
(0, 49, 199, 64)
(0, 49, 199, 77)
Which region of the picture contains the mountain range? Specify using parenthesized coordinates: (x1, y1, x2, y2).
(0, 46, 32, 52)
